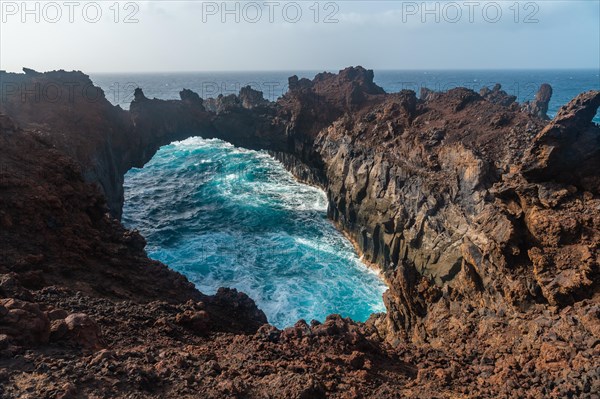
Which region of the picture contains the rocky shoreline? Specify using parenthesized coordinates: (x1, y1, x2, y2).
(0, 67, 599, 398)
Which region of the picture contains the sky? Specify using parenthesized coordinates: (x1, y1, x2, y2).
(0, 0, 599, 72)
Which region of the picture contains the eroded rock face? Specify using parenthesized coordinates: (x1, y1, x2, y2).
(0, 70, 285, 219)
(523, 90, 600, 193)
(480, 83, 517, 107)
(522, 83, 553, 119)
(310, 81, 600, 343)
(272, 70, 599, 396)
(312, 86, 547, 338)
(239, 85, 269, 109)
(0, 69, 133, 218)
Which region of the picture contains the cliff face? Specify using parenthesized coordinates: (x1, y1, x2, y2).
(310, 82, 599, 341)
(0, 111, 268, 328)
(1, 67, 599, 398)
(0, 70, 134, 218)
(523, 90, 600, 192)
(277, 71, 599, 348)
(0, 95, 417, 399)
(298, 74, 599, 396)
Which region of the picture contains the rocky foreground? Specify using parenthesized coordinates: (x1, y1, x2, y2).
(0, 67, 599, 398)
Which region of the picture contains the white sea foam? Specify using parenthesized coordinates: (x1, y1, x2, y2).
(123, 136, 387, 327)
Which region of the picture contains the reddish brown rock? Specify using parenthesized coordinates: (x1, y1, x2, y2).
(523, 90, 600, 193)
(63, 313, 102, 349)
(174, 309, 210, 335)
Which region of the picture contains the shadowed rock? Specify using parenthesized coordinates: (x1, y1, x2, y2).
(522, 90, 600, 192)
(239, 85, 269, 109)
(480, 83, 517, 107)
(523, 83, 553, 119)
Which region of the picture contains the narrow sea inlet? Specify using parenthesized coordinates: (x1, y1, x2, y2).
(123, 137, 387, 327)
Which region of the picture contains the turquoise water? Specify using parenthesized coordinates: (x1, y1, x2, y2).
(123, 138, 387, 327)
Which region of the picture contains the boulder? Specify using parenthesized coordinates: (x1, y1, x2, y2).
(63, 313, 102, 349)
(0, 298, 50, 345)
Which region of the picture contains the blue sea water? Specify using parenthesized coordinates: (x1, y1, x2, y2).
(122, 138, 387, 327)
(93, 70, 599, 327)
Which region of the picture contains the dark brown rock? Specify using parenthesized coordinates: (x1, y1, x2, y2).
(174, 309, 210, 335)
(0, 273, 33, 301)
(63, 313, 102, 349)
(239, 85, 269, 109)
(523, 83, 553, 119)
(0, 298, 50, 345)
(179, 88, 204, 107)
(480, 83, 517, 107)
(522, 90, 600, 193)
(49, 319, 69, 341)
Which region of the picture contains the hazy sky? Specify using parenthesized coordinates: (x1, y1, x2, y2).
(0, 1, 598, 72)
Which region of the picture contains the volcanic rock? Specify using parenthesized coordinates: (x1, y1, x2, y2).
(0, 298, 50, 345)
(63, 313, 102, 349)
(523, 90, 600, 192)
(523, 83, 553, 119)
(480, 83, 517, 107)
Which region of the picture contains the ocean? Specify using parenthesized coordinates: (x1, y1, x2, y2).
(92, 70, 599, 327)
